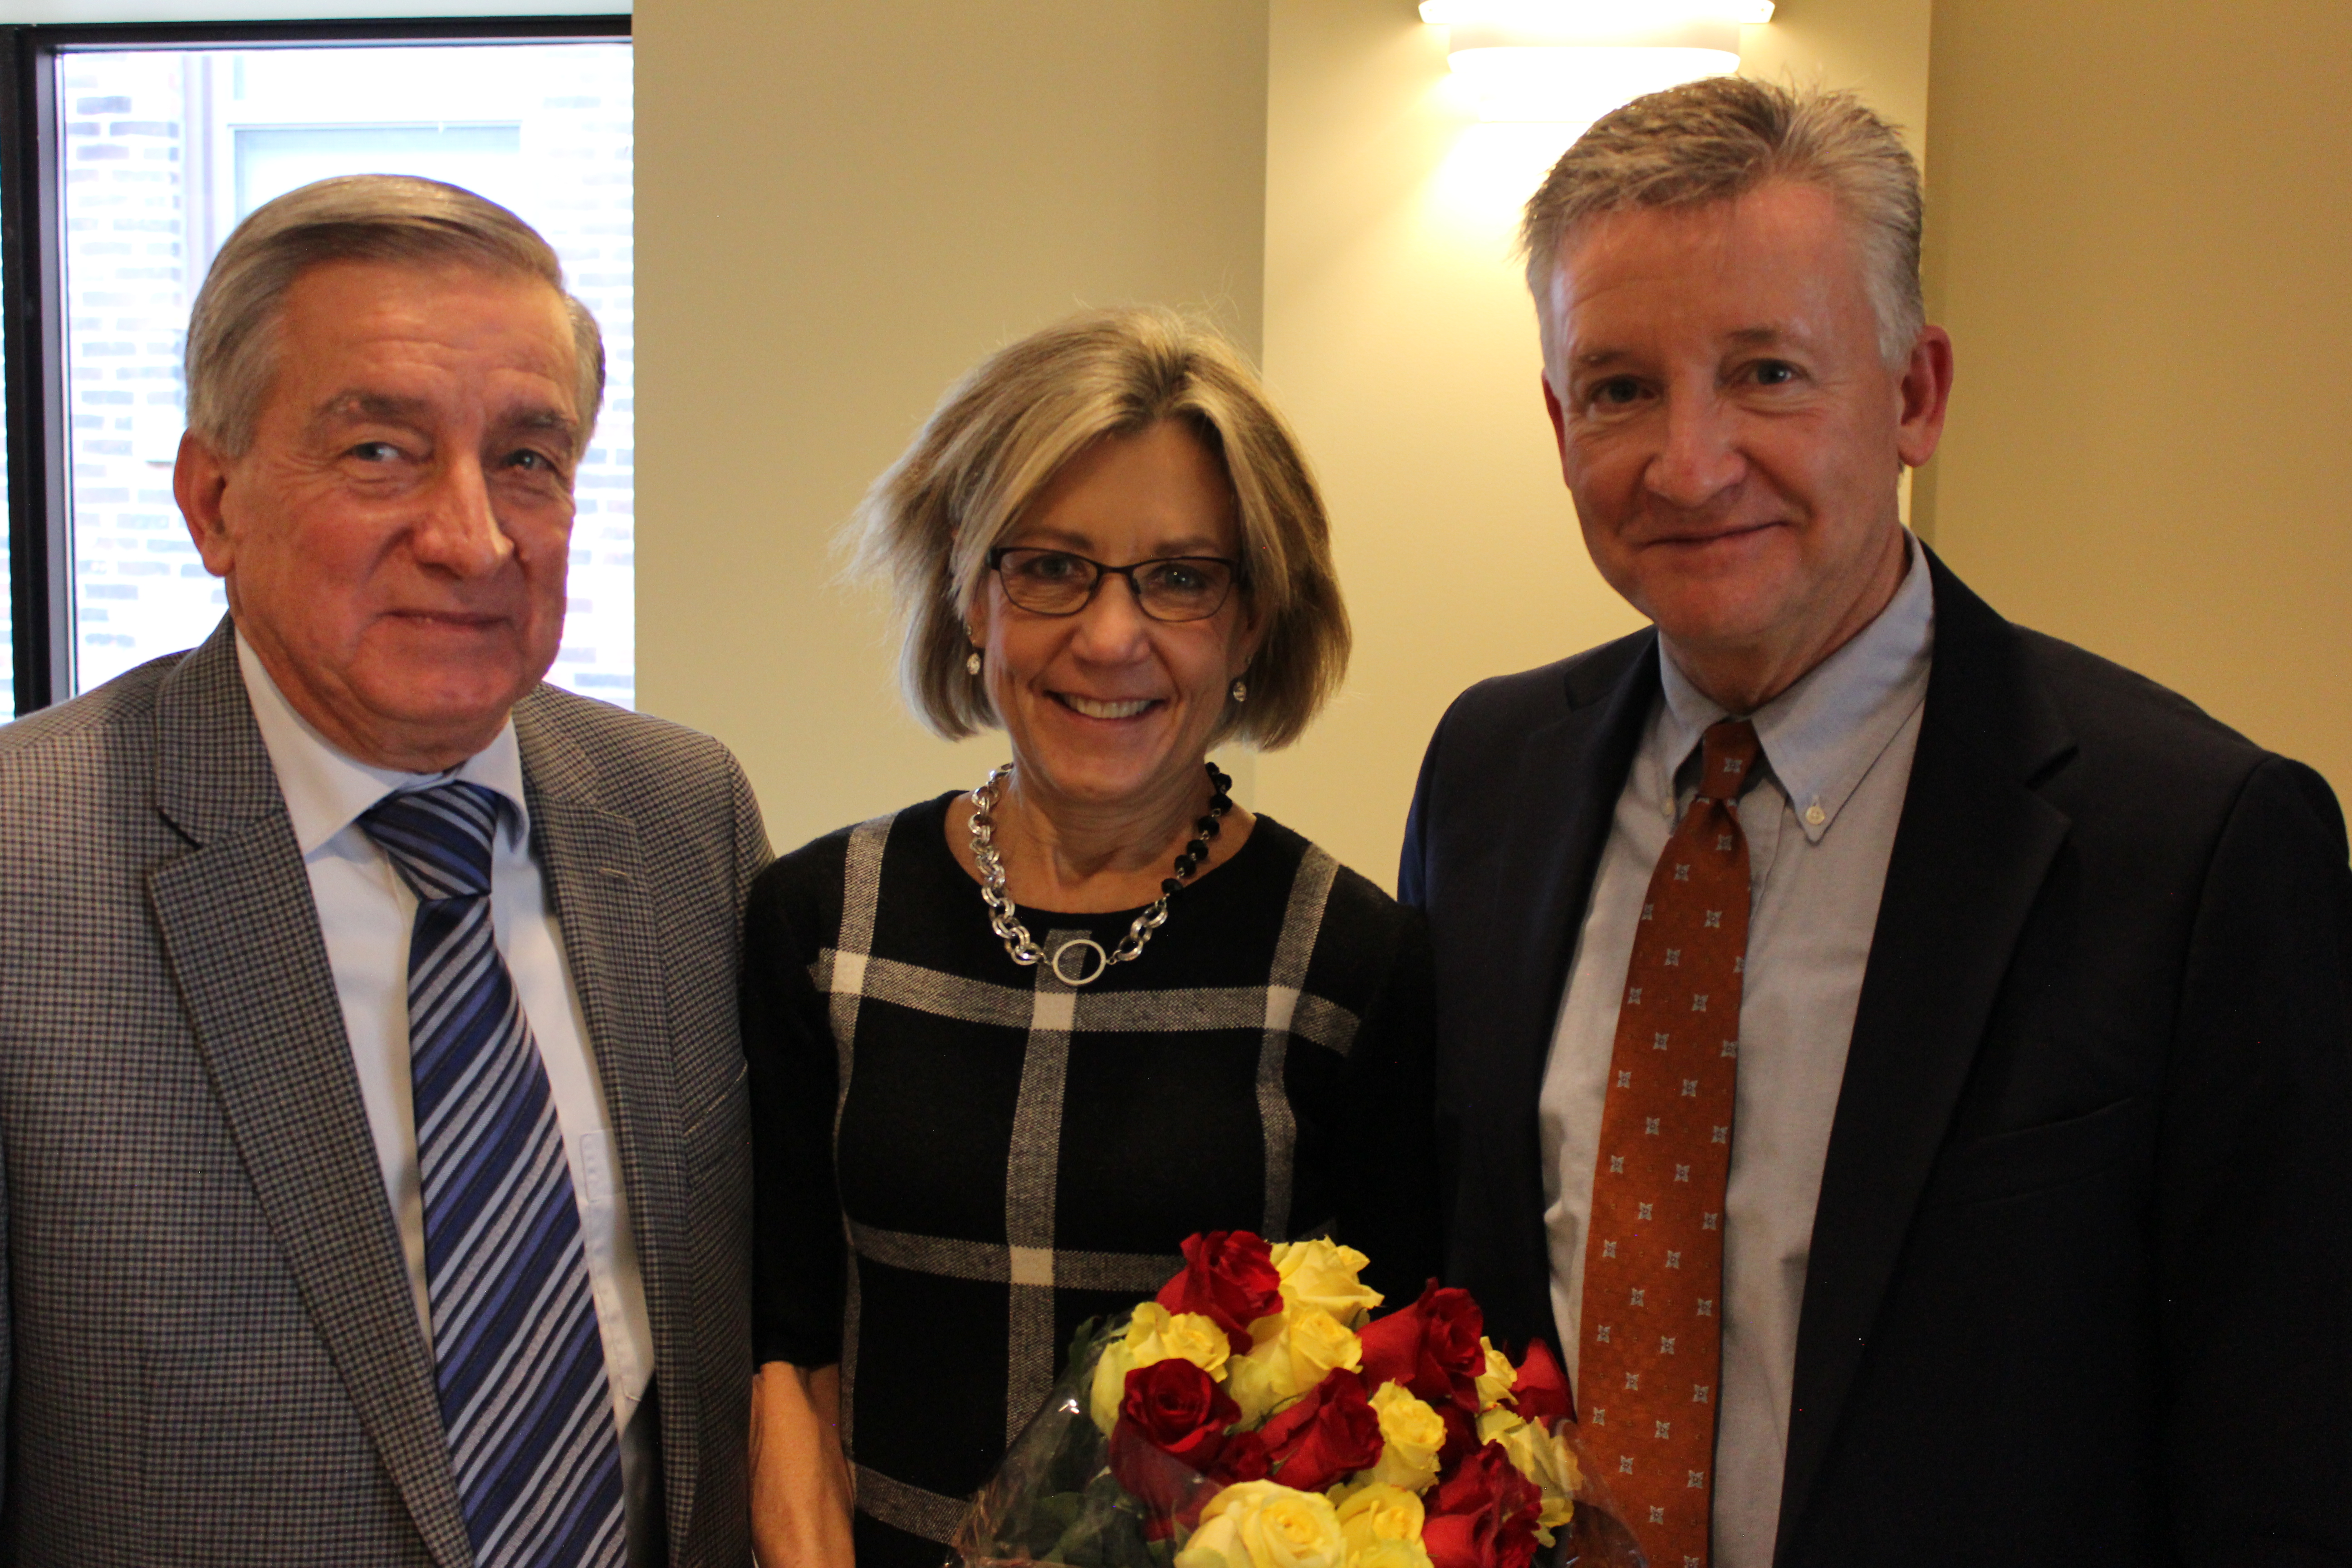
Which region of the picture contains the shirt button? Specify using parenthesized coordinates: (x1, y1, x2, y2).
(1805, 804, 1826, 827)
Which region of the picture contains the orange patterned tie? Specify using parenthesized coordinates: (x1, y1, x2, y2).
(1577, 718, 1759, 1568)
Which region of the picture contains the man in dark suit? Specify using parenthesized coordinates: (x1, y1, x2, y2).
(1400, 78, 2352, 1568)
(0, 177, 766, 1564)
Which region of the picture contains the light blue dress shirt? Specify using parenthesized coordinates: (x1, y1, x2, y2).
(1539, 534, 1936, 1568)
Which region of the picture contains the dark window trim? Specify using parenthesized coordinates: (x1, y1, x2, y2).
(1, 14, 630, 717)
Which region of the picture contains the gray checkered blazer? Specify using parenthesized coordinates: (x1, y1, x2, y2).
(0, 620, 770, 1566)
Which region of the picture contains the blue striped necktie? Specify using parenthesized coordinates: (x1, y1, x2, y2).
(360, 781, 626, 1568)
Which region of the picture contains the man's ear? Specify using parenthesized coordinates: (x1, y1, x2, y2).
(1895, 325, 1955, 470)
(174, 430, 238, 578)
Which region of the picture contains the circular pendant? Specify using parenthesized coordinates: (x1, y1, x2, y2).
(1049, 938, 1109, 987)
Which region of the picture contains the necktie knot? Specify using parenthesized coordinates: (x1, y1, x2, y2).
(1694, 719, 1761, 805)
(359, 780, 504, 902)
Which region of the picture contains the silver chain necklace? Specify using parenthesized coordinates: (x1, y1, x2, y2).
(967, 759, 1234, 986)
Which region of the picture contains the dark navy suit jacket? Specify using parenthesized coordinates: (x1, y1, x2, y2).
(1400, 553, 2352, 1566)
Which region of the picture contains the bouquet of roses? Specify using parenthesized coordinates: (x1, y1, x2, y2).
(954, 1231, 1646, 1568)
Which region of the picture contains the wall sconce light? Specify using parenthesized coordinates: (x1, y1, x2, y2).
(1420, 2, 1773, 124)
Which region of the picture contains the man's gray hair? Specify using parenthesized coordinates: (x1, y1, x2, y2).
(1521, 77, 1924, 366)
(184, 174, 605, 456)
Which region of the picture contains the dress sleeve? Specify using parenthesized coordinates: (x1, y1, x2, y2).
(743, 865, 847, 1369)
(1320, 907, 1447, 1309)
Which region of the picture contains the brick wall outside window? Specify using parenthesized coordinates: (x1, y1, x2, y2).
(59, 42, 636, 708)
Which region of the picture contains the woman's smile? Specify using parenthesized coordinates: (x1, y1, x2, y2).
(1051, 692, 1161, 721)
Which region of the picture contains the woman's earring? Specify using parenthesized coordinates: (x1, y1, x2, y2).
(1230, 678, 1248, 704)
(967, 650, 984, 676)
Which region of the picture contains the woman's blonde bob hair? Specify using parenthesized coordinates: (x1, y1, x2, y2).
(849, 307, 1348, 751)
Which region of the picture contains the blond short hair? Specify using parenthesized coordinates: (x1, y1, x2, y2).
(185, 174, 604, 456)
(1521, 77, 1924, 365)
(850, 308, 1348, 750)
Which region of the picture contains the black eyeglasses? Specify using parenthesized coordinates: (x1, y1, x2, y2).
(986, 546, 1244, 623)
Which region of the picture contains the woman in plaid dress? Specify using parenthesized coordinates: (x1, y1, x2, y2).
(744, 309, 1441, 1568)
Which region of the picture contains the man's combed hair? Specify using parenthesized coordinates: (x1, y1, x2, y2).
(1520, 77, 1924, 365)
(185, 174, 605, 456)
(848, 307, 1349, 751)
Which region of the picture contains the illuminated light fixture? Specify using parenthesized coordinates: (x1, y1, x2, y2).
(1420, 2, 1773, 124)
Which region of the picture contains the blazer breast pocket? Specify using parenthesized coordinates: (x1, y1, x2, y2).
(1919, 1095, 2150, 1209)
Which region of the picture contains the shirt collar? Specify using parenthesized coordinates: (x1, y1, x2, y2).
(235, 629, 530, 858)
(1654, 531, 1935, 844)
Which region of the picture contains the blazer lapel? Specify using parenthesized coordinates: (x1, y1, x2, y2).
(1468, 634, 1658, 1352)
(1491, 635, 1662, 1114)
(516, 699, 697, 1558)
(1774, 557, 2075, 1562)
(145, 622, 472, 1568)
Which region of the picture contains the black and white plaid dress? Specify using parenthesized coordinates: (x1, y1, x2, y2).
(745, 793, 1441, 1568)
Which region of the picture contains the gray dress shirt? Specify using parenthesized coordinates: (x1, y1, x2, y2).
(1539, 535, 1934, 1568)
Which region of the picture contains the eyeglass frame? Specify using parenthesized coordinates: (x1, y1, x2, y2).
(983, 545, 1248, 623)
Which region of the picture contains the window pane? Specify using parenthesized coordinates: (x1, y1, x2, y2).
(59, 40, 634, 707)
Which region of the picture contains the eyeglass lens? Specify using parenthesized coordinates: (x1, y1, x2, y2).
(994, 549, 1235, 622)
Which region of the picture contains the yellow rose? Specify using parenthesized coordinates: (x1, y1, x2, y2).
(1334, 1482, 1425, 1557)
(1475, 1407, 1520, 1445)
(1225, 1349, 1286, 1426)
(1129, 1302, 1233, 1379)
(1348, 1541, 1435, 1568)
(1247, 1307, 1291, 1352)
(1282, 1308, 1364, 1391)
(1487, 1417, 1578, 1535)
(1089, 1304, 1231, 1432)
(1090, 1340, 1138, 1433)
(1269, 1238, 1384, 1328)
(1232, 1306, 1364, 1418)
(1364, 1382, 1446, 1493)
(1473, 1337, 1516, 1410)
(1176, 1481, 1348, 1568)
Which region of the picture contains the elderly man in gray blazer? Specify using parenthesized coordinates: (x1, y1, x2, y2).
(0, 176, 768, 1566)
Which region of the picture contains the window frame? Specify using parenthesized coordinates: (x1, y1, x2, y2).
(0, 14, 630, 717)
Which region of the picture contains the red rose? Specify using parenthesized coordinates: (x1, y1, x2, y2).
(1156, 1230, 1283, 1353)
(1210, 1428, 1271, 1488)
(1422, 1288, 1486, 1382)
(1509, 1339, 1572, 1431)
(1171, 1427, 1274, 1533)
(1107, 1359, 1240, 1537)
(1437, 1400, 1479, 1470)
(1359, 1281, 1487, 1406)
(1260, 1372, 1384, 1493)
(1421, 1444, 1544, 1568)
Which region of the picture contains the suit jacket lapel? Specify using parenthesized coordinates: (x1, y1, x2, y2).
(145, 622, 472, 1568)
(1493, 635, 1662, 1113)
(1472, 635, 1658, 1351)
(1774, 556, 2075, 1562)
(516, 697, 697, 1558)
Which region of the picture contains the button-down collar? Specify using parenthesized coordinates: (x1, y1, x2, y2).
(235, 629, 530, 856)
(1654, 532, 1935, 844)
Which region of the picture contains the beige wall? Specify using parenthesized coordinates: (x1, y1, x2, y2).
(637, 2, 2352, 883)
(1920, 1, 2352, 802)
(634, 0, 1269, 855)
(1253, 0, 1931, 888)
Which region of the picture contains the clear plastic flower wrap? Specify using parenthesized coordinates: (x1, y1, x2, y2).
(951, 1234, 1652, 1568)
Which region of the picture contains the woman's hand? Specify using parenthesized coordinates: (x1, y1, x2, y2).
(750, 1360, 855, 1568)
